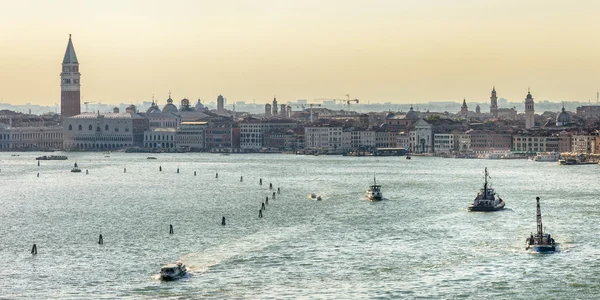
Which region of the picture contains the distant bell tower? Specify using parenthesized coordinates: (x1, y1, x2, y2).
(525, 88, 535, 129)
(272, 97, 278, 115)
(460, 98, 469, 119)
(61, 34, 81, 119)
(490, 86, 498, 118)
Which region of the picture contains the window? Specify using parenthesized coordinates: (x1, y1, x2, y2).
(115, 128, 119, 132)
(105, 125, 109, 131)
(96, 126, 101, 132)
(89, 125, 93, 131)
(125, 128, 129, 132)
(68, 125, 73, 131)
(78, 125, 82, 131)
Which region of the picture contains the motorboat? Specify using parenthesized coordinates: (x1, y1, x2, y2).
(525, 197, 557, 253)
(310, 193, 317, 199)
(366, 176, 383, 201)
(71, 162, 81, 173)
(147, 157, 157, 160)
(160, 260, 187, 281)
(406, 154, 411, 160)
(468, 168, 505, 212)
(316, 195, 322, 201)
(36, 155, 68, 160)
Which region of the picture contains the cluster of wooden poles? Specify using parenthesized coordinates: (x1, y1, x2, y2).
(29, 161, 282, 254)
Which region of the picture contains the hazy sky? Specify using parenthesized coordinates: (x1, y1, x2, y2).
(1, 0, 600, 106)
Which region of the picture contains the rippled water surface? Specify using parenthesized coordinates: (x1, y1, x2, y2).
(1, 152, 599, 299)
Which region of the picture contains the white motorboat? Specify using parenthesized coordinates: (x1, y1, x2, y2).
(160, 260, 187, 281)
(366, 177, 383, 201)
(71, 162, 81, 173)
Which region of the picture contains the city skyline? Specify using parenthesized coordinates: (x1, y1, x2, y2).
(2, 0, 600, 105)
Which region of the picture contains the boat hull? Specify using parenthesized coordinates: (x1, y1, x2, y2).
(468, 200, 505, 212)
(366, 196, 383, 201)
(526, 244, 556, 253)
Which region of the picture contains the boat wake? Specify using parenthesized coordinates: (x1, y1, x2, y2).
(179, 225, 307, 275)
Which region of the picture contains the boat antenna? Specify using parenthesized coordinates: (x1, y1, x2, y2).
(484, 168, 488, 198)
(536, 197, 543, 242)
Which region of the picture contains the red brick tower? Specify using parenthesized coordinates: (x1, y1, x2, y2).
(61, 34, 81, 120)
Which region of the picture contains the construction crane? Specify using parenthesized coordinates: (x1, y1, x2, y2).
(317, 94, 359, 115)
(297, 103, 322, 122)
(84, 101, 96, 112)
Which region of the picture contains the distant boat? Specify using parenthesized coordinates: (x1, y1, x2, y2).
(147, 157, 157, 160)
(71, 162, 81, 173)
(36, 155, 67, 160)
(366, 176, 383, 201)
(468, 168, 505, 212)
(533, 152, 560, 162)
(159, 260, 187, 281)
(525, 197, 557, 253)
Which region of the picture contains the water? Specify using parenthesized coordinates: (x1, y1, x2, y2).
(1, 153, 599, 299)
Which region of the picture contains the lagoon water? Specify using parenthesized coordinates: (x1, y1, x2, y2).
(1, 152, 600, 299)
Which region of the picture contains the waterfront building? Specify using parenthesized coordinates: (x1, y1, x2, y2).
(456, 134, 472, 152)
(0, 124, 63, 150)
(375, 130, 397, 148)
(433, 133, 456, 154)
(409, 119, 433, 153)
(351, 130, 375, 149)
(525, 90, 535, 129)
(571, 135, 595, 153)
(512, 133, 560, 153)
(263, 129, 297, 150)
(205, 118, 239, 151)
(239, 118, 297, 150)
(63, 112, 149, 150)
(144, 128, 176, 149)
(304, 126, 343, 153)
(396, 132, 410, 149)
(217, 95, 225, 112)
(558, 131, 572, 153)
(176, 122, 207, 150)
(61, 34, 81, 119)
(465, 130, 512, 154)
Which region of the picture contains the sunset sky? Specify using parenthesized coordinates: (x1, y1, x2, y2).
(1, 0, 600, 105)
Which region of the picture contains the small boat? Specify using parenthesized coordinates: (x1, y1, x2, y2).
(36, 155, 68, 160)
(468, 168, 505, 211)
(406, 154, 411, 160)
(71, 163, 81, 173)
(11, 154, 19, 156)
(147, 157, 157, 160)
(310, 193, 317, 199)
(525, 197, 557, 253)
(316, 196, 322, 201)
(366, 176, 383, 201)
(160, 260, 187, 281)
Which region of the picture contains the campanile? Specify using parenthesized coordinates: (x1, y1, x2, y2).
(61, 34, 81, 119)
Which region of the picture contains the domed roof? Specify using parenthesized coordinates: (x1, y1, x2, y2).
(556, 106, 571, 125)
(405, 105, 418, 120)
(146, 101, 161, 113)
(194, 99, 205, 110)
(163, 102, 178, 113)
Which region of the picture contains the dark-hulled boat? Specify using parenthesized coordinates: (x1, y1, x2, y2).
(468, 168, 505, 212)
(160, 260, 187, 281)
(525, 197, 557, 253)
(36, 155, 68, 160)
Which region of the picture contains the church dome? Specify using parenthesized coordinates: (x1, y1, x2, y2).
(195, 99, 205, 110)
(405, 106, 418, 120)
(146, 101, 161, 113)
(163, 96, 178, 113)
(556, 106, 571, 126)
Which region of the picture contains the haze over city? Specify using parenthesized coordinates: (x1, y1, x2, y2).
(2, 0, 600, 105)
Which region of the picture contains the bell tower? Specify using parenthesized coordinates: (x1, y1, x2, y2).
(61, 34, 81, 120)
(490, 86, 498, 118)
(525, 88, 535, 129)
